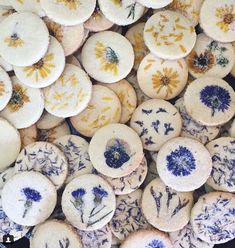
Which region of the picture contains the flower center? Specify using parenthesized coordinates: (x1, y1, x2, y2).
(105, 47, 119, 64)
(160, 76, 170, 86)
(197, 56, 208, 67)
(224, 13, 234, 24)
(10, 89, 23, 105)
(113, 151, 120, 160)
(33, 59, 44, 69)
(10, 33, 19, 41)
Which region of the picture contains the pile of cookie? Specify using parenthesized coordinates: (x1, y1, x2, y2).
(0, 0, 234, 247)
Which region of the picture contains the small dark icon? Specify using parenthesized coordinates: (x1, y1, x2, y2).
(3, 234, 14, 244)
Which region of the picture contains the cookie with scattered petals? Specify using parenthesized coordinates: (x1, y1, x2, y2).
(0, 66, 12, 111)
(36, 111, 64, 130)
(19, 124, 37, 148)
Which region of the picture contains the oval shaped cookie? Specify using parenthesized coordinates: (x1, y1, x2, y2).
(0, 66, 12, 111)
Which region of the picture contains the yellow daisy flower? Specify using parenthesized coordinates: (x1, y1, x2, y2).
(0, 81, 5, 96)
(216, 4, 235, 32)
(4, 33, 24, 48)
(56, 0, 80, 10)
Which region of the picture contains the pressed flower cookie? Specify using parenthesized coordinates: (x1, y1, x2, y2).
(0, 76, 44, 129)
(88, 123, 144, 178)
(186, 33, 235, 79)
(43, 64, 92, 118)
(98, 0, 145, 26)
(40, 0, 96, 26)
(191, 192, 235, 244)
(14, 36, 65, 88)
(30, 220, 83, 248)
(70, 85, 121, 137)
(156, 137, 212, 192)
(44, 17, 85, 57)
(0, 118, 21, 172)
(15, 141, 68, 189)
(100, 80, 137, 124)
(142, 177, 193, 232)
(62, 174, 116, 231)
(206, 137, 235, 192)
(0, 66, 12, 111)
(175, 98, 220, 144)
(137, 0, 173, 9)
(19, 124, 37, 148)
(137, 53, 188, 100)
(200, 0, 235, 43)
(110, 189, 149, 241)
(1, 171, 57, 226)
(0, 12, 49, 66)
(54, 135, 93, 184)
(144, 10, 196, 60)
(184, 77, 235, 126)
(36, 111, 64, 130)
(130, 99, 182, 151)
(81, 31, 134, 83)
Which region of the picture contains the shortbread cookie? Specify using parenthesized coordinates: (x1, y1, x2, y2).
(0, 66, 12, 111)
(81, 31, 134, 83)
(0, 118, 21, 172)
(175, 98, 220, 144)
(0, 167, 14, 189)
(0, 12, 49, 66)
(31, 220, 83, 248)
(89, 123, 144, 178)
(2, 171, 57, 226)
(137, 53, 188, 100)
(206, 137, 235, 192)
(54, 135, 93, 184)
(191, 192, 235, 244)
(130, 99, 182, 151)
(36, 111, 64, 130)
(157, 137, 212, 191)
(1, 76, 44, 129)
(186, 33, 235, 78)
(142, 178, 193, 232)
(14, 36, 65, 88)
(70, 85, 121, 137)
(15, 142, 68, 189)
(137, 0, 173, 9)
(0, 55, 13, 71)
(62, 174, 116, 231)
(43, 64, 92, 118)
(200, 0, 235, 42)
(40, 0, 96, 26)
(144, 10, 196, 59)
(19, 124, 37, 148)
(184, 77, 235, 126)
(110, 189, 149, 240)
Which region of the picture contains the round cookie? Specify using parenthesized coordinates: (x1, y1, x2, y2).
(40, 0, 96, 26)
(54, 135, 94, 184)
(0, 118, 21, 172)
(0, 76, 44, 129)
(0, 55, 13, 72)
(14, 36, 65, 88)
(0, 66, 12, 111)
(175, 98, 220, 144)
(191, 192, 235, 244)
(184, 77, 235, 126)
(156, 137, 212, 191)
(137, 53, 188, 100)
(125, 23, 149, 71)
(110, 189, 149, 241)
(43, 64, 92, 118)
(19, 124, 37, 148)
(70, 85, 121, 137)
(98, 0, 145, 26)
(36, 111, 64, 130)
(186, 33, 235, 79)
(30, 220, 83, 248)
(144, 10, 196, 59)
(2, 171, 57, 226)
(0, 12, 49, 66)
(137, 0, 173, 9)
(100, 80, 137, 124)
(206, 137, 235, 192)
(142, 178, 193, 232)
(169, 223, 214, 248)
(88, 123, 144, 178)
(77, 225, 112, 248)
(0, 167, 15, 189)
(120, 229, 173, 248)
(130, 99, 182, 151)
(81, 31, 134, 83)
(44, 17, 84, 56)
(199, 0, 235, 43)
(62, 174, 116, 231)
(15, 141, 68, 189)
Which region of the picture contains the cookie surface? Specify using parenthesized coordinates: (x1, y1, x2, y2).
(137, 0, 173, 9)
(0, 66, 12, 111)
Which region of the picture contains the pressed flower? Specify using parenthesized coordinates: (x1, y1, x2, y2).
(92, 185, 108, 204)
(146, 239, 165, 248)
(71, 188, 86, 223)
(56, 0, 80, 10)
(168, 0, 191, 13)
(111, 0, 121, 6)
(4, 33, 24, 48)
(0, 81, 5, 96)
(216, 4, 235, 32)
(72, 188, 86, 199)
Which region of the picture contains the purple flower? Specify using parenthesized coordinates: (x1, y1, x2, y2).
(92, 185, 108, 204)
(72, 188, 86, 199)
(22, 188, 41, 202)
(146, 239, 165, 248)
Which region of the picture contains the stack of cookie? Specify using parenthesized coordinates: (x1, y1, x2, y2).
(0, 0, 234, 248)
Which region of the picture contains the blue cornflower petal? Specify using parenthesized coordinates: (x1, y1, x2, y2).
(22, 188, 42, 202)
(72, 188, 86, 199)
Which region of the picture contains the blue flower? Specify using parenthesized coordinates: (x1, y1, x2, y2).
(22, 187, 42, 202)
(72, 188, 86, 199)
(92, 185, 108, 204)
(200, 85, 231, 117)
(146, 239, 165, 248)
(166, 146, 196, 176)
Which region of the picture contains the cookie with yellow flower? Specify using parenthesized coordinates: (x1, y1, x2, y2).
(200, 0, 235, 42)
(14, 36, 65, 89)
(0, 76, 44, 129)
(137, 53, 188, 100)
(81, 31, 134, 83)
(137, 0, 173, 9)
(0, 67, 12, 111)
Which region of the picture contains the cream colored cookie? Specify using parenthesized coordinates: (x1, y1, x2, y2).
(36, 111, 64, 130)
(19, 124, 37, 148)
(137, 0, 173, 9)
(0, 66, 12, 111)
